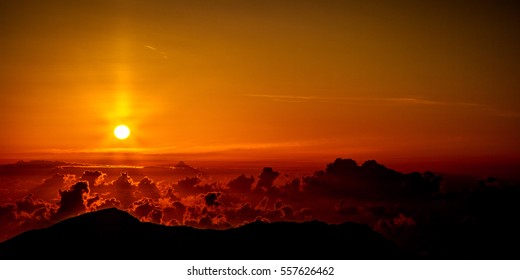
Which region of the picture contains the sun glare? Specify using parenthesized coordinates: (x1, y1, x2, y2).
(114, 125, 130, 140)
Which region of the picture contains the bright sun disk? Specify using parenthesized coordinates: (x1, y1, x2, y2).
(114, 125, 130, 140)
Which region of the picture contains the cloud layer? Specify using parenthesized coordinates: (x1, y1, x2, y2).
(1, 159, 519, 257)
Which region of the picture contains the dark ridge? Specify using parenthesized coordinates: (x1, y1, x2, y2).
(0, 208, 406, 260)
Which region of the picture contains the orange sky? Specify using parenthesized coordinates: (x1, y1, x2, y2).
(1, 1, 519, 174)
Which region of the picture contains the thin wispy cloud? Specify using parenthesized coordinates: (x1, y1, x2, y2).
(244, 94, 321, 103)
(244, 94, 518, 118)
(168, 141, 307, 153)
(32, 140, 351, 156)
(381, 97, 444, 105)
(35, 147, 179, 155)
(244, 94, 450, 105)
(145, 45, 168, 59)
(246, 94, 469, 105)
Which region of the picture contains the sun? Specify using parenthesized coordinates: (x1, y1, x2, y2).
(114, 125, 130, 140)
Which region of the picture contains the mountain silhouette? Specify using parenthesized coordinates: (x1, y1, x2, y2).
(0, 208, 405, 259)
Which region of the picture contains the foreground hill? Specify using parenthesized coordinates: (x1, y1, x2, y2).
(0, 208, 404, 259)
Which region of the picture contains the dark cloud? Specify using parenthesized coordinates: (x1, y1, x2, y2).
(0, 161, 316, 241)
(392, 213, 416, 226)
(86, 195, 101, 208)
(0, 199, 57, 242)
(173, 176, 219, 195)
(255, 196, 269, 210)
(228, 174, 255, 193)
(162, 201, 186, 224)
(109, 172, 136, 208)
(223, 197, 305, 225)
(304, 158, 441, 200)
(15, 194, 56, 219)
(0, 204, 16, 225)
(92, 197, 121, 211)
(0, 158, 462, 256)
(148, 208, 163, 224)
(255, 167, 280, 192)
(30, 173, 74, 201)
(128, 197, 164, 223)
(177, 177, 201, 191)
(195, 182, 219, 193)
(80, 170, 106, 189)
(0, 204, 19, 241)
(204, 192, 222, 207)
(226, 202, 260, 224)
(164, 187, 180, 200)
(0, 160, 67, 177)
(336, 205, 359, 216)
(465, 177, 520, 225)
(129, 197, 156, 219)
(54, 181, 90, 221)
(15, 194, 52, 215)
(136, 176, 160, 199)
(281, 178, 300, 193)
(172, 161, 201, 179)
(185, 213, 231, 229)
(281, 206, 294, 219)
(299, 208, 312, 219)
(366, 205, 390, 218)
(374, 213, 418, 250)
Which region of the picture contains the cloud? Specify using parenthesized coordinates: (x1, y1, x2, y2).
(164, 186, 180, 200)
(86, 195, 100, 209)
(244, 94, 321, 103)
(108, 172, 137, 208)
(280, 178, 301, 194)
(1, 158, 438, 243)
(162, 200, 186, 225)
(381, 97, 444, 105)
(172, 161, 201, 177)
(255, 196, 269, 210)
(244, 94, 506, 115)
(128, 197, 162, 223)
(174, 176, 219, 195)
(136, 176, 160, 199)
(0, 159, 441, 242)
(255, 167, 280, 192)
(0, 163, 313, 241)
(184, 213, 231, 229)
(0, 204, 19, 241)
(145, 45, 168, 59)
(374, 213, 417, 247)
(90, 197, 121, 211)
(0, 204, 16, 225)
(30, 173, 76, 201)
(80, 170, 106, 189)
(148, 208, 163, 224)
(245, 94, 432, 104)
(54, 181, 90, 221)
(304, 158, 441, 200)
(3, 157, 520, 259)
(0, 196, 57, 242)
(393, 213, 416, 226)
(222, 197, 306, 226)
(177, 177, 201, 191)
(15, 194, 53, 215)
(335, 201, 359, 217)
(227, 202, 260, 223)
(228, 174, 255, 193)
(0, 160, 68, 175)
(204, 192, 222, 207)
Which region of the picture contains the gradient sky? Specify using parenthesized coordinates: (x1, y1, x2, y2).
(1, 1, 519, 173)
